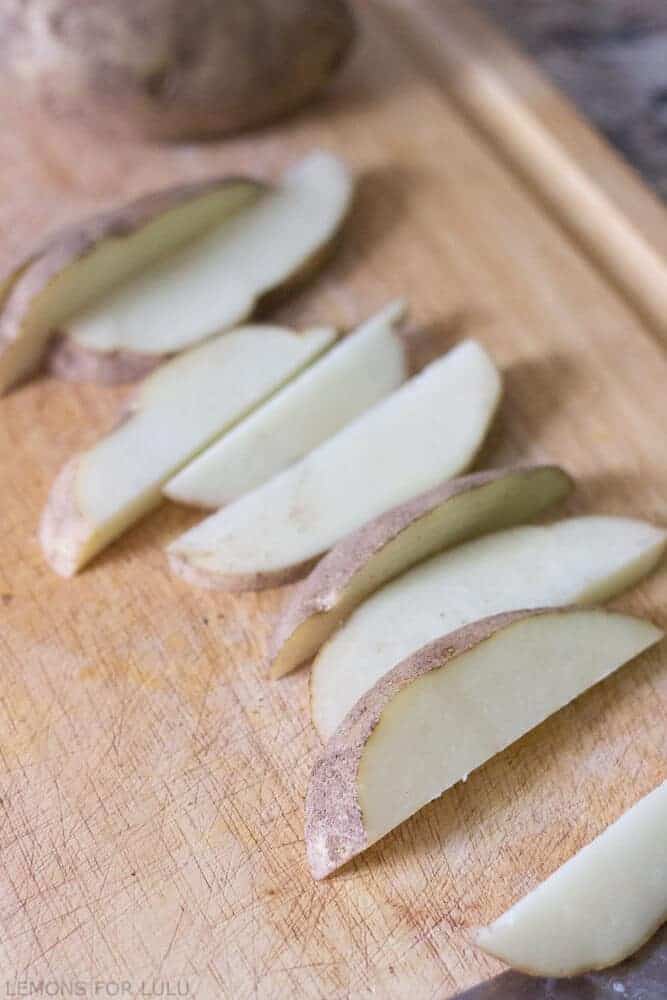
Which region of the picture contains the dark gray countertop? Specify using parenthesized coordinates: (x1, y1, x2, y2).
(476, 0, 667, 199)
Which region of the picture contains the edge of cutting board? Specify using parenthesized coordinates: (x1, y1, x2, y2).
(377, 0, 667, 343)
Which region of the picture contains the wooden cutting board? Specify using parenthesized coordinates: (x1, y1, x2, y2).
(0, 2, 665, 996)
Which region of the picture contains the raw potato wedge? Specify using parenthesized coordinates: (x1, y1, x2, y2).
(268, 464, 572, 678)
(0, 177, 263, 395)
(311, 516, 667, 740)
(305, 608, 663, 879)
(60, 151, 353, 364)
(164, 300, 408, 509)
(40, 325, 336, 576)
(475, 781, 667, 977)
(168, 339, 502, 591)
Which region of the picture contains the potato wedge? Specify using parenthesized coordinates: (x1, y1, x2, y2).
(311, 516, 667, 740)
(58, 151, 353, 369)
(164, 301, 408, 509)
(475, 781, 667, 977)
(268, 464, 572, 678)
(305, 608, 662, 879)
(0, 177, 263, 395)
(40, 325, 335, 576)
(168, 339, 502, 591)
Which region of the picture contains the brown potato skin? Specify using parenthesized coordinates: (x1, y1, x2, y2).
(305, 608, 564, 880)
(1, 0, 356, 141)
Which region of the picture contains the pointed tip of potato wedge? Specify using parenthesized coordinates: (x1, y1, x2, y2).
(39, 456, 91, 578)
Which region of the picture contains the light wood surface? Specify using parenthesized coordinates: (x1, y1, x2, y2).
(0, 2, 665, 997)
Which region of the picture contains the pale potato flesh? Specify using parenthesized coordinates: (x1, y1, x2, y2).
(0, 180, 261, 395)
(305, 609, 662, 878)
(167, 339, 502, 589)
(164, 300, 408, 508)
(268, 465, 573, 678)
(311, 517, 667, 739)
(40, 325, 335, 576)
(475, 781, 667, 976)
(67, 152, 353, 356)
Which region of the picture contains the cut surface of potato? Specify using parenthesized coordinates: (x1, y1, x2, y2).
(305, 608, 662, 879)
(40, 325, 335, 576)
(167, 339, 502, 591)
(269, 464, 573, 678)
(311, 516, 666, 739)
(475, 781, 667, 976)
(66, 152, 353, 358)
(0, 177, 262, 395)
(164, 300, 408, 509)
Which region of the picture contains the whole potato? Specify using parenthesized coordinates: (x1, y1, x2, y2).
(0, 0, 355, 140)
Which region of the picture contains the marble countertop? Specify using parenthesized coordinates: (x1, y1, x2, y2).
(476, 0, 667, 199)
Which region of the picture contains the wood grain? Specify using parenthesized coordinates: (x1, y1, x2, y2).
(0, 2, 665, 996)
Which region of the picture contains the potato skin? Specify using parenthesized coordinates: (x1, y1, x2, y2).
(1, 0, 356, 140)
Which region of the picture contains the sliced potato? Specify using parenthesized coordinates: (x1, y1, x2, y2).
(268, 465, 572, 678)
(475, 781, 667, 976)
(311, 516, 667, 740)
(0, 177, 263, 395)
(61, 151, 353, 362)
(305, 608, 662, 879)
(40, 325, 335, 576)
(168, 339, 502, 591)
(164, 300, 408, 509)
